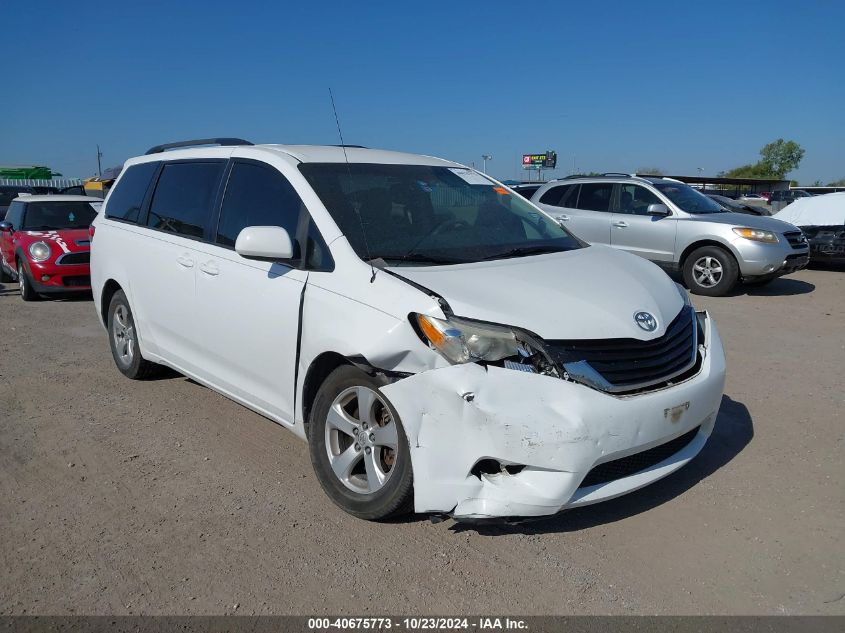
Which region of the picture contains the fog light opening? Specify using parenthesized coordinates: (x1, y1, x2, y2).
(470, 459, 526, 479)
(41, 275, 50, 281)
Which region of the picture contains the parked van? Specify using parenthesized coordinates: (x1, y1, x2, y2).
(91, 139, 726, 521)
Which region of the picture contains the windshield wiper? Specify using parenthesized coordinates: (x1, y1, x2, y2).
(481, 245, 566, 261)
(373, 253, 466, 265)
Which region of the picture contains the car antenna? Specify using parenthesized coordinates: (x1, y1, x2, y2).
(329, 88, 378, 283)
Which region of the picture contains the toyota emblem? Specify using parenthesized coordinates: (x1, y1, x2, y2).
(634, 311, 658, 332)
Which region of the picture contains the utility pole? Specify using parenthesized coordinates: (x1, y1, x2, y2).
(96, 145, 103, 177)
(481, 154, 493, 174)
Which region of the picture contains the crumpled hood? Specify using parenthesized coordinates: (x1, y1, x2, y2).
(387, 246, 685, 340)
(688, 211, 799, 233)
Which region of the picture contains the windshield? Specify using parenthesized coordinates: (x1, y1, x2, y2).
(299, 163, 582, 265)
(653, 182, 725, 214)
(21, 201, 99, 230)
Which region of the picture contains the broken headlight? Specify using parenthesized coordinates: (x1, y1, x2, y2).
(413, 313, 524, 364)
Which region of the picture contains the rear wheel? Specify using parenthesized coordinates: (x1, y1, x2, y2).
(17, 261, 39, 301)
(308, 365, 413, 520)
(107, 290, 160, 379)
(682, 246, 739, 297)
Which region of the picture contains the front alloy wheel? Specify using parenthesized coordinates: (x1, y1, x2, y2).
(682, 245, 739, 297)
(325, 385, 400, 494)
(692, 255, 723, 288)
(17, 261, 38, 301)
(308, 366, 413, 520)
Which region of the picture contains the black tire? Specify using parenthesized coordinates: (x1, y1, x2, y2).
(308, 365, 413, 520)
(682, 246, 739, 297)
(107, 289, 161, 379)
(17, 260, 39, 301)
(0, 261, 11, 283)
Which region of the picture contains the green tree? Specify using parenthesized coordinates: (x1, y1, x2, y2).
(759, 139, 805, 178)
(721, 163, 772, 179)
(827, 178, 845, 187)
(721, 139, 805, 179)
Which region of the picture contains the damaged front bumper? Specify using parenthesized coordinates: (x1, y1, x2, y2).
(381, 311, 726, 520)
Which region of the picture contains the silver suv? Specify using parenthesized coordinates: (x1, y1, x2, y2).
(529, 175, 810, 296)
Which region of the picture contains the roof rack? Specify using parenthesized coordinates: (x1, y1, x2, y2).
(602, 172, 632, 177)
(145, 138, 254, 155)
(330, 144, 368, 149)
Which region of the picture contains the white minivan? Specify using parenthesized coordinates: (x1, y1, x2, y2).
(91, 139, 726, 521)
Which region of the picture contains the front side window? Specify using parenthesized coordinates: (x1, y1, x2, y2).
(299, 163, 581, 265)
(618, 184, 663, 215)
(147, 162, 224, 238)
(576, 183, 613, 212)
(21, 201, 99, 230)
(652, 182, 724, 214)
(106, 161, 159, 223)
(216, 162, 303, 258)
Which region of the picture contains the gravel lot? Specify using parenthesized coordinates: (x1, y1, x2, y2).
(0, 269, 842, 616)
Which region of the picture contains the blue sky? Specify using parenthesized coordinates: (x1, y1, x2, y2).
(2, 0, 843, 184)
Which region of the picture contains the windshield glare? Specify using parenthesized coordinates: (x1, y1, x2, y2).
(653, 182, 725, 214)
(299, 163, 581, 265)
(22, 201, 99, 230)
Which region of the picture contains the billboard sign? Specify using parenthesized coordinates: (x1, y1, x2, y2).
(522, 151, 557, 169)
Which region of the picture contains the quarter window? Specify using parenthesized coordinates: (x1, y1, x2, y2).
(216, 162, 304, 259)
(618, 184, 662, 215)
(576, 183, 613, 212)
(539, 184, 574, 206)
(147, 162, 224, 238)
(105, 162, 159, 223)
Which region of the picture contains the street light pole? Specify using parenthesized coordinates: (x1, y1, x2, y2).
(481, 154, 493, 174)
(97, 145, 103, 178)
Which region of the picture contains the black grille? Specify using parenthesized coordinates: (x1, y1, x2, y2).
(783, 230, 808, 250)
(62, 275, 91, 287)
(579, 426, 700, 488)
(547, 307, 698, 392)
(57, 251, 90, 265)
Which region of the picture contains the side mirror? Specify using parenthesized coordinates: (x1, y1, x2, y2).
(646, 203, 670, 216)
(0, 220, 13, 232)
(235, 226, 294, 261)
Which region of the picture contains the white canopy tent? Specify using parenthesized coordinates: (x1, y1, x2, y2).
(775, 192, 845, 226)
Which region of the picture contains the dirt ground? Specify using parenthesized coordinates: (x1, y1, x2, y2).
(0, 268, 842, 616)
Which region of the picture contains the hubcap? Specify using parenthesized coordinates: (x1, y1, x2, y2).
(693, 256, 723, 287)
(112, 304, 135, 365)
(325, 385, 399, 494)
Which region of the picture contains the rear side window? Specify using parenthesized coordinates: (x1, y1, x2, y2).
(576, 183, 613, 212)
(105, 162, 159, 223)
(147, 162, 224, 239)
(216, 162, 304, 255)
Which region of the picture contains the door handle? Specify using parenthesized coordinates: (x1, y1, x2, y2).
(557, 214, 570, 221)
(199, 261, 219, 276)
(612, 221, 629, 228)
(176, 254, 194, 268)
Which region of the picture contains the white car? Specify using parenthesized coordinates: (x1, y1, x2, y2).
(90, 139, 726, 521)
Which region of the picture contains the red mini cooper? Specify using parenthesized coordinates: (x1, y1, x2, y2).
(0, 195, 101, 301)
